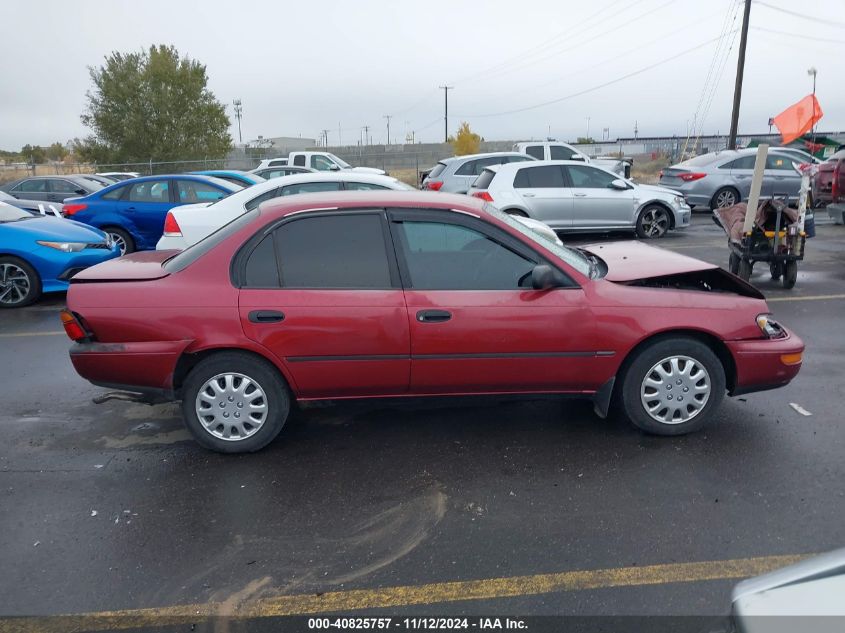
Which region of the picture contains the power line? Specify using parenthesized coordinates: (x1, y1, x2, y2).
(455, 0, 632, 86)
(753, 0, 845, 28)
(465, 0, 680, 86)
(752, 25, 843, 44)
(456, 34, 734, 119)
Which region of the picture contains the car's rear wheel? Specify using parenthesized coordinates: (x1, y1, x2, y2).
(770, 261, 783, 280)
(104, 227, 134, 255)
(181, 352, 290, 453)
(737, 258, 753, 281)
(728, 252, 740, 275)
(635, 205, 670, 239)
(0, 256, 41, 308)
(619, 337, 725, 436)
(711, 187, 739, 209)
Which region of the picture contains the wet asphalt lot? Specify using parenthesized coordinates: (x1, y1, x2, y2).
(1, 213, 844, 625)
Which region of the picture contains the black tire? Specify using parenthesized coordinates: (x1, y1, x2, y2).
(737, 258, 753, 281)
(180, 352, 291, 453)
(782, 261, 798, 289)
(635, 205, 670, 239)
(618, 337, 726, 436)
(103, 227, 135, 255)
(769, 261, 783, 280)
(504, 209, 528, 217)
(728, 252, 740, 275)
(0, 255, 42, 308)
(711, 187, 740, 210)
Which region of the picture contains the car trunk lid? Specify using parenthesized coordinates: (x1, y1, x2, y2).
(71, 249, 174, 282)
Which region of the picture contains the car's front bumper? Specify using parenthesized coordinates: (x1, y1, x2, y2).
(673, 205, 692, 228)
(726, 328, 804, 396)
(29, 245, 120, 293)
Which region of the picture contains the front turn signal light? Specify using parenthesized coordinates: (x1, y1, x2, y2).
(780, 352, 803, 366)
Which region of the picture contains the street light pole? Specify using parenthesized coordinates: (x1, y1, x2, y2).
(808, 67, 818, 149)
(384, 115, 392, 145)
(233, 99, 243, 144)
(439, 85, 454, 143)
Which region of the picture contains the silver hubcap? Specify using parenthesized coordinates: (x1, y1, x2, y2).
(195, 372, 268, 441)
(716, 190, 736, 208)
(109, 232, 127, 255)
(0, 263, 31, 305)
(640, 208, 669, 237)
(640, 355, 711, 424)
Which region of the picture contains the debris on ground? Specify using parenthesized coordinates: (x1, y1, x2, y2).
(789, 403, 812, 416)
(90, 510, 97, 517)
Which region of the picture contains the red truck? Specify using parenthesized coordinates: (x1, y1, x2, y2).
(812, 149, 845, 224)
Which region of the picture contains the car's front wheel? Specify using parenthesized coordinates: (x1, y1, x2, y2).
(181, 352, 290, 453)
(0, 256, 41, 308)
(635, 205, 670, 239)
(619, 337, 726, 435)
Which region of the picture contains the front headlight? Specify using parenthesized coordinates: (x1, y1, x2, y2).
(673, 195, 686, 207)
(756, 313, 786, 339)
(36, 241, 87, 253)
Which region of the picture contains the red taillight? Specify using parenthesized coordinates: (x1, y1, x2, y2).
(679, 172, 707, 182)
(425, 180, 444, 191)
(163, 212, 182, 237)
(472, 191, 493, 202)
(60, 309, 88, 342)
(62, 203, 87, 217)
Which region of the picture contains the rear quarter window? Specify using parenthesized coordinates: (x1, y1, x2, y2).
(473, 169, 496, 190)
(427, 163, 447, 179)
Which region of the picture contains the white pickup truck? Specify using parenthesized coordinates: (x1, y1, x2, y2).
(513, 142, 631, 178)
(254, 152, 385, 175)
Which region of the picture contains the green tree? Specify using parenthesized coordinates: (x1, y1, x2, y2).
(449, 122, 481, 156)
(46, 142, 68, 162)
(21, 144, 46, 164)
(80, 45, 232, 164)
(576, 137, 596, 144)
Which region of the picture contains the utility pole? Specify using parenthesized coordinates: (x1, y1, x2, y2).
(321, 129, 330, 148)
(634, 120, 638, 140)
(439, 85, 454, 142)
(728, 0, 752, 150)
(384, 115, 392, 145)
(362, 125, 370, 146)
(233, 99, 243, 144)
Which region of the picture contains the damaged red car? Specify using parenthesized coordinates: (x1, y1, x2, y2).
(62, 191, 804, 453)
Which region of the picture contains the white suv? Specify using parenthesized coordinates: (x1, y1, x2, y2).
(468, 161, 690, 239)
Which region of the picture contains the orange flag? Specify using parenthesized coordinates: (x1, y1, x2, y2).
(772, 94, 823, 144)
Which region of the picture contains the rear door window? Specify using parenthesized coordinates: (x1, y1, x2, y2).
(513, 165, 565, 188)
(454, 159, 480, 176)
(50, 179, 83, 194)
(427, 163, 447, 179)
(280, 182, 343, 196)
(128, 180, 170, 202)
(102, 186, 127, 200)
(722, 156, 756, 170)
(13, 179, 47, 193)
(344, 182, 389, 191)
(292, 155, 306, 167)
(525, 146, 545, 160)
(274, 214, 392, 288)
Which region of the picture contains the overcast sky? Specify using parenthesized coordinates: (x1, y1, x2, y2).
(1, 0, 843, 150)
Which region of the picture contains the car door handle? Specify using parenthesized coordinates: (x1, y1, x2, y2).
(416, 309, 452, 323)
(125, 206, 136, 212)
(574, 192, 588, 197)
(248, 310, 285, 324)
(522, 193, 535, 198)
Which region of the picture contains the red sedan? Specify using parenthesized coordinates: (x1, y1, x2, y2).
(62, 191, 804, 453)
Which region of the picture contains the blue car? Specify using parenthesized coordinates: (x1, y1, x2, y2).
(189, 170, 266, 187)
(61, 174, 241, 254)
(0, 202, 119, 308)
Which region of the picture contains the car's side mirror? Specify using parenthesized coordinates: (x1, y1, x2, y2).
(329, 164, 341, 171)
(609, 179, 629, 190)
(531, 264, 566, 290)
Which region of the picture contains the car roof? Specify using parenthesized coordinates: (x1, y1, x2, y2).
(489, 159, 597, 171)
(441, 151, 532, 164)
(190, 170, 252, 176)
(259, 190, 486, 219)
(266, 171, 400, 184)
(110, 174, 241, 189)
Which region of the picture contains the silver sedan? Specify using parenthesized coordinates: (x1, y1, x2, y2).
(659, 149, 804, 209)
